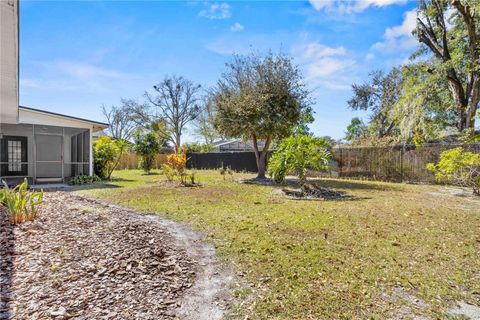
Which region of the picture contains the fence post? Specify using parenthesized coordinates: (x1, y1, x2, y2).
(400, 146, 404, 182)
(339, 148, 343, 178)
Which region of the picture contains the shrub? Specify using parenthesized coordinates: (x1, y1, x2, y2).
(267, 135, 332, 184)
(166, 150, 187, 175)
(0, 179, 44, 224)
(69, 175, 101, 185)
(161, 163, 175, 181)
(94, 137, 123, 179)
(133, 133, 162, 173)
(427, 147, 480, 195)
(182, 142, 214, 153)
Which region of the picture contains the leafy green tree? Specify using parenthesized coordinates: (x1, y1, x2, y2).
(182, 142, 214, 153)
(213, 52, 313, 178)
(348, 68, 402, 138)
(395, 63, 457, 143)
(93, 136, 123, 179)
(427, 147, 480, 195)
(267, 135, 332, 184)
(345, 117, 367, 142)
(133, 132, 162, 173)
(413, 0, 480, 132)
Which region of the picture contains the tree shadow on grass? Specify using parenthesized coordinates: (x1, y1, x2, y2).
(71, 182, 123, 191)
(309, 179, 402, 192)
(140, 172, 160, 176)
(109, 177, 136, 182)
(0, 210, 14, 319)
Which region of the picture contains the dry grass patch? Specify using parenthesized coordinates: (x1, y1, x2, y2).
(77, 169, 480, 319)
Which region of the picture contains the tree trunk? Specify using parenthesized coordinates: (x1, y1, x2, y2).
(175, 134, 181, 152)
(252, 134, 272, 179)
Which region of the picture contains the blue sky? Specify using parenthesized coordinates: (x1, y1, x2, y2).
(19, 0, 419, 141)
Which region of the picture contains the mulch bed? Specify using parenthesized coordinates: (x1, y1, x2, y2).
(0, 192, 195, 320)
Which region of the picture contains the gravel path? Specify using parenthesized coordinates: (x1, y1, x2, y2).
(0, 192, 232, 320)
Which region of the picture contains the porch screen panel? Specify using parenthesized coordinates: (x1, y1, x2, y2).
(71, 135, 77, 176)
(77, 133, 84, 175)
(35, 135, 62, 178)
(70, 130, 89, 176)
(83, 131, 90, 174)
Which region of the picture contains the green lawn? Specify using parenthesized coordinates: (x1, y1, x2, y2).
(77, 170, 480, 319)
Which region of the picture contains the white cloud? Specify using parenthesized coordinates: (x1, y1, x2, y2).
(293, 40, 356, 90)
(230, 22, 244, 32)
(372, 9, 418, 52)
(199, 2, 231, 20)
(309, 0, 407, 14)
(51, 61, 128, 79)
(365, 52, 375, 61)
(21, 60, 135, 93)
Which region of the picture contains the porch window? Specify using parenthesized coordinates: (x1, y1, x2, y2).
(0, 136, 28, 176)
(8, 140, 22, 172)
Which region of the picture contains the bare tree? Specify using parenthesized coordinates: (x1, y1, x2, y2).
(144, 76, 201, 148)
(102, 99, 140, 141)
(194, 93, 222, 144)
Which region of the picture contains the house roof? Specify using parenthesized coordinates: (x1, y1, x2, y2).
(19, 105, 109, 127)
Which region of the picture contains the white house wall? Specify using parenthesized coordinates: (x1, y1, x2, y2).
(19, 108, 95, 130)
(0, 0, 19, 124)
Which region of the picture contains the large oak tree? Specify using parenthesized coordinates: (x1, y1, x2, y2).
(212, 52, 312, 179)
(414, 0, 480, 132)
(348, 68, 402, 138)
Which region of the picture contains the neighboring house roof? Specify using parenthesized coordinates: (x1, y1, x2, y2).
(212, 139, 266, 152)
(212, 139, 239, 147)
(93, 130, 108, 138)
(19, 106, 109, 131)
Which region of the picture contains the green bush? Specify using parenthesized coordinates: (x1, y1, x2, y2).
(69, 175, 101, 185)
(182, 142, 214, 153)
(133, 133, 162, 173)
(93, 136, 123, 179)
(268, 135, 332, 183)
(427, 147, 480, 195)
(0, 179, 44, 224)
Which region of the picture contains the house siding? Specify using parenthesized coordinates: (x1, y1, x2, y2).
(0, 0, 19, 124)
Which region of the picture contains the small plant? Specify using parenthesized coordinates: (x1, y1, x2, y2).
(189, 171, 197, 185)
(178, 171, 198, 186)
(166, 150, 187, 175)
(161, 163, 175, 181)
(427, 147, 480, 195)
(268, 135, 333, 184)
(226, 167, 234, 181)
(219, 166, 226, 180)
(69, 175, 101, 185)
(0, 179, 44, 224)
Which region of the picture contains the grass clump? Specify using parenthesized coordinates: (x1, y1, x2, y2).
(0, 178, 44, 224)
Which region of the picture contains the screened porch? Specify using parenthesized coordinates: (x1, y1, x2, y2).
(0, 123, 92, 184)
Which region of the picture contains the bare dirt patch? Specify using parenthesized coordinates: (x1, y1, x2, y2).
(0, 192, 233, 320)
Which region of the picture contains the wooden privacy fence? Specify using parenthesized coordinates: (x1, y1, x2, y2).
(116, 153, 168, 170)
(186, 143, 480, 183)
(187, 151, 267, 172)
(336, 143, 480, 183)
